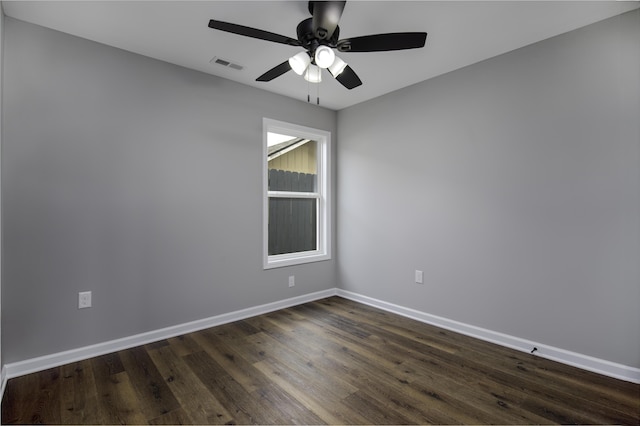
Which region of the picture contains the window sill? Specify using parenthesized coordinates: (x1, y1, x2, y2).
(264, 251, 331, 269)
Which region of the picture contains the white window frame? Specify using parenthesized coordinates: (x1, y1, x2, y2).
(263, 118, 331, 269)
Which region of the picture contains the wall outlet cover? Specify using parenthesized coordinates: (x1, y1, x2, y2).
(78, 291, 92, 309)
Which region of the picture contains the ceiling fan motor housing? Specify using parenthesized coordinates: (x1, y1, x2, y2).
(308, 1, 346, 40)
(296, 18, 340, 51)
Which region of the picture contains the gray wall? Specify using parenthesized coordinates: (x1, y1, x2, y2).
(2, 17, 336, 364)
(337, 10, 640, 368)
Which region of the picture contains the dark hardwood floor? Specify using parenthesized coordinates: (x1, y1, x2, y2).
(2, 296, 639, 424)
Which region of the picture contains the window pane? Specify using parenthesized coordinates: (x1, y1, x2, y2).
(268, 138, 317, 192)
(268, 169, 317, 192)
(268, 197, 317, 255)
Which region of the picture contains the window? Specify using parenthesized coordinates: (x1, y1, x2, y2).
(263, 119, 331, 269)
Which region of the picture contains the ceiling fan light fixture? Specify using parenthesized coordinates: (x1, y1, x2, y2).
(304, 64, 322, 83)
(289, 52, 310, 75)
(314, 45, 336, 69)
(328, 56, 347, 77)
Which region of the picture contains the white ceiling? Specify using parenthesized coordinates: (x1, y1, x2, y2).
(3, 1, 638, 110)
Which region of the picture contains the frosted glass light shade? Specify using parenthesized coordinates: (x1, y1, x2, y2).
(314, 45, 335, 69)
(289, 52, 310, 75)
(304, 65, 322, 83)
(328, 57, 347, 77)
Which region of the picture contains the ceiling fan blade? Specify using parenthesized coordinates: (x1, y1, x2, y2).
(337, 32, 427, 52)
(335, 65, 362, 90)
(208, 20, 301, 47)
(310, 1, 346, 41)
(256, 61, 292, 82)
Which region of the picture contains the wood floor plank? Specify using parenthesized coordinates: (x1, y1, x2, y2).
(118, 345, 181, 420)
(93, 370, 147, 425)
(3, 296, 638, 425)
(183, 350, 287, 425)
(244, 314, 330, 361)
(252, 358, 367, 425)
(167, 334, 203, 357)
(1, 367, 64, 424)
(147, 345, 235, 425)
(190, 328, 267, 394)
(37, 367, 63, 424)
(248, 378, 327, 425)
(244, 331, 359, 399)
(341, 390, 416, 425)
(89, 352, 133, 425)
(1, 371, 44, 424)
(148, 407, 193, 425)
(269, 306, 387, 363)
(60, 360, 101, 425)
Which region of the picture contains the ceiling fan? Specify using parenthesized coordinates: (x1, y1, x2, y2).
(208, 1, 427, 90)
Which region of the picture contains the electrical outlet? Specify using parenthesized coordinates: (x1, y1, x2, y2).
(415, 270, 424, 284)
(78, 291, 92, 309)
(288, 276, 295, 287)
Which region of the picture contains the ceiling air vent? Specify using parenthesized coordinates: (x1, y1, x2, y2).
(210, 56, 244, 71)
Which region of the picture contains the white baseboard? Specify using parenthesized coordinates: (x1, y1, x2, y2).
(1, 365, 7, 401)
(3, 288, 338, 381)
(2, 287, 638, 389)
(337, 289, 640, 384)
